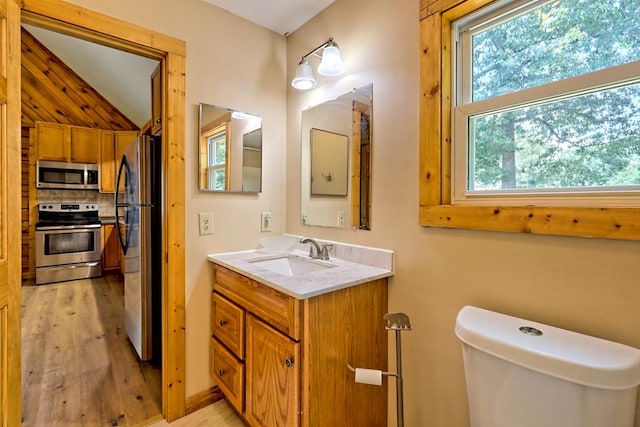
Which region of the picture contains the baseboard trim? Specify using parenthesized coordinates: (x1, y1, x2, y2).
(185, 386, 224, 415)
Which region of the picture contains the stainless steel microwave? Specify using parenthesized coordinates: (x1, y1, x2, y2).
(36, 160, 99, 190)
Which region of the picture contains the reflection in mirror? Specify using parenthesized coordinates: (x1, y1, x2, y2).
(198, 104, 262, 192)
(311, 129, 349, 196)
(301, 84, 372, 229)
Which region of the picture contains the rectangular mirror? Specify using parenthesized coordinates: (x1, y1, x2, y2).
(301, 84, 372, 229)
(198, 103, 262, 192)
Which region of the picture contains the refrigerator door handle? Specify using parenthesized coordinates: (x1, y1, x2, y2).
(115, 155, 132, 255)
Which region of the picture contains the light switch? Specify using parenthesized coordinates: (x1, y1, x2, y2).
(199, 212, 214, 235)
(301, 212, 309, 225)
(261, 212, 272, 232)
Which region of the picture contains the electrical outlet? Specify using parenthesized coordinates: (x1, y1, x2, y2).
(301, 212, 309, 225)
(199, 212, 214, 235)
(261, 212, 272, 232)
(337, 211, 345, 227)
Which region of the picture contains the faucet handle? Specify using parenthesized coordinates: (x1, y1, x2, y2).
(318, 243, 332, 260)
(322, 243, 334, 258)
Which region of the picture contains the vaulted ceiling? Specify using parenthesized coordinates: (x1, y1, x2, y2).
(21, 27, 139, 131)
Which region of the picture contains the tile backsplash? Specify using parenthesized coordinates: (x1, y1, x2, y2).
(37, 190, 115, 217)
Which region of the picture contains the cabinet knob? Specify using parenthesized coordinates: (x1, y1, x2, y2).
(285, 358, 293, 368)
(219, 320, 227, 327)
(218, 369, 225, 377)
(155, 118, 162, 124)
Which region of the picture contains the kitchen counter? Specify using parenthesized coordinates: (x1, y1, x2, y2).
(207, 238, 394, 299)
(99, 215, 116, 225)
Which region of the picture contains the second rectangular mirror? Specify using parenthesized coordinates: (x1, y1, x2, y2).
(301, 84, 372, 229)
(198, 103, 262, 192)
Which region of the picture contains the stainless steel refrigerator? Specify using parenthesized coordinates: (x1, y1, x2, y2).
(115, 135, 162, 363)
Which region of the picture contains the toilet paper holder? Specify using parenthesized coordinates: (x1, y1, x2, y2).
(346, 363, 398, 381)
(347, 312, 411, 427)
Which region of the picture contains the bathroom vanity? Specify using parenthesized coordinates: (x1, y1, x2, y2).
(208, 241, 393, 427)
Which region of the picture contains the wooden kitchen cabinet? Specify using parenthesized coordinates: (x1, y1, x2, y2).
(99, 130, 138, 193)
(150, 63, 162, 135)
(101, 224, 121, 272)
(210, 264, 388, 427)
(71, 126, 100, 163)
(36, 121, 99, 163)
(99, 131, 115, 192)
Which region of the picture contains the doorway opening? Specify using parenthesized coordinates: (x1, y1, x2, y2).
(19, 1, 186, 423)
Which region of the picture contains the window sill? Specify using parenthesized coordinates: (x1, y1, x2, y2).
(419, 205, 640, 241)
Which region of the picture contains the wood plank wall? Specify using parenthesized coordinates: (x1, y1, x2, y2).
(21, 28, 138, 130)
(21, 27, 139, 284)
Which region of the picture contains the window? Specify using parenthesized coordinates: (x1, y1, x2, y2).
(452, 0, 640, 206)
(205, 125, 229, 191)
(418, 0, 640, 240)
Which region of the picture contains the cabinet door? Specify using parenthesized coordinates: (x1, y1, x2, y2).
(100, 131, 138, 193)
(245, 315, 300, 427)
(70, 127, 99, 163)
(99, 131, 115, 193)
(115, 131, 138, 159)
(37, 122, 68, 161)
(101, 224, 121, 271)
(151, 64, 162, 135)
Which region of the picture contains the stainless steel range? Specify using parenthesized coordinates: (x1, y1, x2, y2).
(35, 203, 102, 285)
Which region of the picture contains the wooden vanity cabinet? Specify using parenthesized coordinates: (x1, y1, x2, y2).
(210, 264, 388, 427)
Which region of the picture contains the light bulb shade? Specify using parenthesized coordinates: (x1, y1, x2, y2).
(317, 42, 345, 76)
(291, 60, 317, 90)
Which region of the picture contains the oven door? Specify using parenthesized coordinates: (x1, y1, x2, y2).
(35, 225, 102, 268)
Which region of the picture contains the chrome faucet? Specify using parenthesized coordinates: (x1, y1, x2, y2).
(299, 237, 330, 260)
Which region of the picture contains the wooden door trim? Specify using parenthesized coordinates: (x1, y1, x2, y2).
(20, 0, 186, 422)
(6, 0, 23, 424)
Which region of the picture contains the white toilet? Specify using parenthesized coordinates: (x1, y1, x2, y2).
(455, 306, 640, 427)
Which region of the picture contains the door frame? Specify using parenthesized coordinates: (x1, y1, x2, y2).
(20, 0, 186, 421)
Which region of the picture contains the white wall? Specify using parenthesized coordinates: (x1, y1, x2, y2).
(286, 1, 640, 426)
(63, 0, 288, 396)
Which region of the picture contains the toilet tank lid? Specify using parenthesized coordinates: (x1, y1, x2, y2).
(455, 306, 640, 390)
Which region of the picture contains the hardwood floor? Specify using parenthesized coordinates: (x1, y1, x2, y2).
(146, 400, 244, 427)
(22, 275, 162, 426)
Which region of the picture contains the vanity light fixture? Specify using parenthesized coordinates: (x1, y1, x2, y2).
(291, 37, 346, 90)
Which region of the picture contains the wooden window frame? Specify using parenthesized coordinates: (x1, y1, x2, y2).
(203, 124, 230, 191)
(419, 0, 640, 241)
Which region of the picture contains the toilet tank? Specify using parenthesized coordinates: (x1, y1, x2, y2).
(455, 306, 640, 427)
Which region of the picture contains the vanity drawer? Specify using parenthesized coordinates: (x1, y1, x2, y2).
(211, 337, 244, 414)
(212, 292, 245, 359)
(213, 265, 301, 340)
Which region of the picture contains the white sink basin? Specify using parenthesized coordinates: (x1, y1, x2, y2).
(247, 254, 334, 276)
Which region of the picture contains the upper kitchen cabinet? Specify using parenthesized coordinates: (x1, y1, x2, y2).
(100, 130, 139, 193)
(36, 121, 100, 163)
(151, 64, 162, 135)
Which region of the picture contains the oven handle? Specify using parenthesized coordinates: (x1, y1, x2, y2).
(36, 224, 101, 231)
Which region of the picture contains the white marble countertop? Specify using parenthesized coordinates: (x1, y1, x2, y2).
(207, 248, 394, 299)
